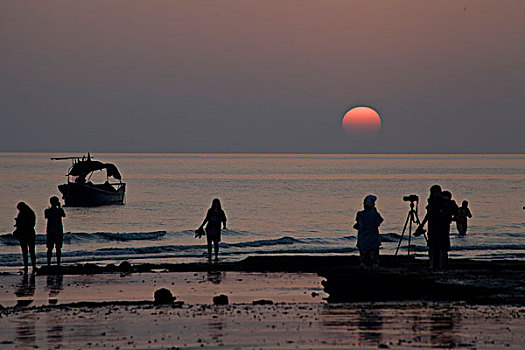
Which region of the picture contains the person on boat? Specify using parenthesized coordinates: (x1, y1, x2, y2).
(44, 196, 66, 266)
(13, 202, 37, 274)
(353, 195, 384, 268)
(199, 198, 227, 261)
(456, 200, 472, 236)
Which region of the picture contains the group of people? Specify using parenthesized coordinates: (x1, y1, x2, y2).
(14, 196, 226, 272)
(13, 188, 471, 273)
(13, 197, 66, 274)
(354, 185, 472, 271)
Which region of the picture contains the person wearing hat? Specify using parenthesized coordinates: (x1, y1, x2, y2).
(44, 196, 66, 266)
(353, 194, 384, 268)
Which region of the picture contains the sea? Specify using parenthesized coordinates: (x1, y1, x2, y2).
(0, 153, 524, 270)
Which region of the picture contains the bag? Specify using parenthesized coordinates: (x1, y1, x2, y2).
(12, 228, 21, 240)
(194, 227, 205, 238)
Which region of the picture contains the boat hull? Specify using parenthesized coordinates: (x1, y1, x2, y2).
(58, 182, 126, 207)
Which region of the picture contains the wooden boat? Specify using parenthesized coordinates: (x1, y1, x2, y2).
(53, 154, 126, 207)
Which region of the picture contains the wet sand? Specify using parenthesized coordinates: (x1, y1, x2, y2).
(1, 256, 524, 349)
(1, 300, 524, 349)
(0, 271, 326, 307)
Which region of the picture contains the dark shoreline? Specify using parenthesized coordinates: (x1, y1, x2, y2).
(32, 255, 525, 274)
(29, 255, 525, 306)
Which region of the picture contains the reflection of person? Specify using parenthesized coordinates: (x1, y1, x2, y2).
(353, 195, 384, 268)
(47, 274, 64, 297)
(199, 198, 227, 261)
(14, 202, 37, 274)
(417, 185, 458, 271)
(44, 196, 66, 266)
(456, 200, 472, 236)
(15, 273, 36, 298)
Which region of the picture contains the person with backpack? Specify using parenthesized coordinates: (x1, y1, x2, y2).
(417, 185, 457, 271)
(13, 202, 37, 274)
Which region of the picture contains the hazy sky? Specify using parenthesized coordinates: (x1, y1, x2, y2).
(1, 1, 524, 153)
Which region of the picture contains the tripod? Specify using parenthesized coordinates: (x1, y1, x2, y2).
(395, 200, 425, 256)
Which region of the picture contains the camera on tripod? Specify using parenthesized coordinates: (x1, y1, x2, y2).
(403, 194, 419, 202)
(396, 193, 425, 257)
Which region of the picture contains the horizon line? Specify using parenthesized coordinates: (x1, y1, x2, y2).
(1, 151, 524, 156)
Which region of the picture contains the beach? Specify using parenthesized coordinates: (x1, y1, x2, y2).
(1, 256, 525, 349)
(2, 300, 524, 349)
(2, 0, 525, 346)
(1, 154, 524, 348)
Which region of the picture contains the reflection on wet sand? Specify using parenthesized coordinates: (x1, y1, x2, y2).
(208, 309, 226, 346)
(357, 307, 383, 345)
(319, 303, 468, 348)
(46, 274, 63, 303)
(430, 307, 460, 348)
(320, 304, 384, 347)
(14, 274, 37, 346)
(207, 270, 224, 284)
(46, 309, 64, 344)
(15, 274, 35, 307)
(15, 312, 36, 346)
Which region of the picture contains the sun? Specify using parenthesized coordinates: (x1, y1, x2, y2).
(342, 106, 382, 138)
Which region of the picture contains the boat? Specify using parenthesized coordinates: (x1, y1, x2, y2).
(53, 153, 126, 207)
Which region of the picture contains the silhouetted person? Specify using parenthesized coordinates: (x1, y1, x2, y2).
(440, 190, 459, 267)
(456, 200, 472, 236)
(417, 185, 457, 271)
(44, 196, 66, 266)
(199, 198, 227, 261)
(353, 195, 384, 268)
(14, 202, 37, 274)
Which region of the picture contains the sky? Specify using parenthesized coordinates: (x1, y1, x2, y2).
(1, 1, 524, 153)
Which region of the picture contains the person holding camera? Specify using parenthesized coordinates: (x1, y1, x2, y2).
(44, 196, 66, 266)
(353, 194, 384, 268)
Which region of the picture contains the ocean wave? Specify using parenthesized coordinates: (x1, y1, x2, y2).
(380, 233, 402, 242)
(225, 236, 301, 248)
(451, 244, 525, 251)
(0, 231, 167, 246)
(70, 231, 167, 242)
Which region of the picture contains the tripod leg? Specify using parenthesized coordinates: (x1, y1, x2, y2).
(407, 211, 413, 256)
(413, 211, 422, 225)
(395, 212, 411, 256)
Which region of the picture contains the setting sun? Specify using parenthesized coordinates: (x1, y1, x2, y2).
(342, 106, 381, 138)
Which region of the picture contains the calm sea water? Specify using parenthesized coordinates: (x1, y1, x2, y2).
(0, 153, 524, 269)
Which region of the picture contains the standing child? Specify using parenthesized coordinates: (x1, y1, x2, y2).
(456, 200, 472, 236)
(44, 196, 66, 266)
(354, 195, 384, 268)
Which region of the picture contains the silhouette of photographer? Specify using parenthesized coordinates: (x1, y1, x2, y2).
(354, 195, 384, 268)
(417, 185, 458, 271)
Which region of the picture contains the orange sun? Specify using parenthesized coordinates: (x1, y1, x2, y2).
(342, 106, 382, 138)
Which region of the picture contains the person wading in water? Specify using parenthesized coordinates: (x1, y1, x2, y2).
(199, 198, 227, 261)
